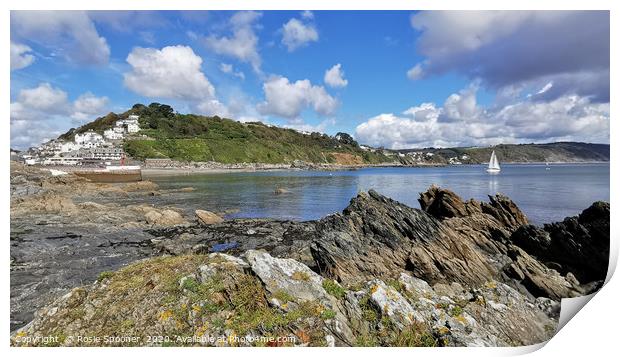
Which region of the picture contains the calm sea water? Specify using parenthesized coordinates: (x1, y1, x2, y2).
(147, 163, 609, 226)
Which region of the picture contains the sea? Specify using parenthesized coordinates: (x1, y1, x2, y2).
(145, 163, 609, 226)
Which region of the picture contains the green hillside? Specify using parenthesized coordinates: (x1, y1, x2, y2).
(58, 103, 609, 165)
(60, 103, 392, 165)
(399, 142, 610, 163)
(463, 143, 609, 163)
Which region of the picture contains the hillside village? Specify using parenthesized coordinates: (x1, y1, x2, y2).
(18, 115, 141, 166)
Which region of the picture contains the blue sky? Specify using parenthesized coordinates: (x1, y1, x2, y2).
(10, 10, 609, 149)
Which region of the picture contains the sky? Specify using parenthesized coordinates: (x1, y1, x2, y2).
(9, 10, 610, 150)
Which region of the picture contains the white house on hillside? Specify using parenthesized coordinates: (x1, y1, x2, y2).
(104, 128, 124, 140)
(115, 115, 141, 133)
(75, 131, 104, 145)
(60, 141, 80, 153)
(127, 122, 140, 133)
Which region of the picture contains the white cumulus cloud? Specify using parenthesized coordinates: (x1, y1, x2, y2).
(11, 10, 110, 65)
(402, 103, 440, 122)
(355, 84, 609, 149)
(195, 99, 232, 118)
(324, 64, 348, 88)
(11, 119, 63, 150)
(11, 83, 109, 149)
(204, 11, 262, 72)
(257, 76, 338, 120)
(281, 18, 318, 52)
(71, 92, 110, 122)
(495, 95, 609, 142)
(124, 45, 215, 100)
(17, 83, 69, 114)
(355, 113, 441, 149)
(439, 85, 483, 122)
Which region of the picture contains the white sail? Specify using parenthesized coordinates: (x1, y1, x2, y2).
(487, 150, 501, 172)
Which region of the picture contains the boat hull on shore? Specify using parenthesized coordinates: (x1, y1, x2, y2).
(73, 166, 142, 183)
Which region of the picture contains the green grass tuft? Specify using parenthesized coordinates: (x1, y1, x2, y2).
(448, 306, 464, 317)
(180, 277, 200, 293)
(97, 271, 115, 282)
(322, 279, 346, 299)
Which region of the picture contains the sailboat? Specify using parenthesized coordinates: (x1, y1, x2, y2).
(486, 150, 501, 174)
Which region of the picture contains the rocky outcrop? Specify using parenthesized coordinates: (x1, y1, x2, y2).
(418, 185, 528, 229)
(195, 210, 224, 225)
(504, 245, 583, 300)
(244, 250, 354, 343)
(10, 162, 51, 198)
(11, 251, 558, 347)
(510, 201, 610, 283)
(418, 185, 470, 218)
(395, 273, 556, 346)
(311, 187, 601, 301)
(366, 279, 424, 329)
(143, 209, 186, 226)
(245, 250, 327, 301)
(145, 218, 317, 269)
(481, 194, 529, 230)
(12, 252, 354, 347)
(11, 193, 78, 215)
(311, 190, 499, 288)
(145, 187, 604, 302)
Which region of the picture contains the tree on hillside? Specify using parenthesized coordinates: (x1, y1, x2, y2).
(335, 132, 358, 147)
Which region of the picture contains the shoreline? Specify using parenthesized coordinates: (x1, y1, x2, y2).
(138, 162, 445, 176)
(141, 160, 609, 177)
(140, 163, 417, 176)
(25, 160, 609, 178)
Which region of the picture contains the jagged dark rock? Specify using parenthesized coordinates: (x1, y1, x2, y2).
(504, 245, 583, 300)
(419, 185, 528, 230)
(418, 185, 469, 218)
(481, 194, 529, 230)
(311, 189, 499, 288)
(511, 201, 609, 283)
(311, 186, 603, 301)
